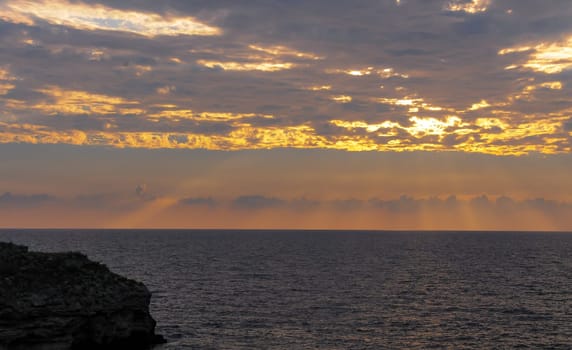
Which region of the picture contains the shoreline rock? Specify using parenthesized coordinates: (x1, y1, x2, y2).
(0, 242, 165, 349)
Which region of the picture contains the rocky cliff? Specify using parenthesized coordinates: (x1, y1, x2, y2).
(0, 242, 165, 350)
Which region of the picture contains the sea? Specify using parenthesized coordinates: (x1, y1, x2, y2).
(1, 229, 571, 349)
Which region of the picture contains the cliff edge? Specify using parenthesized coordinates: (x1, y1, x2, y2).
(0, 242, 165, 350)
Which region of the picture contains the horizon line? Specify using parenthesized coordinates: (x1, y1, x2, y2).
(1, 228, 571, 234)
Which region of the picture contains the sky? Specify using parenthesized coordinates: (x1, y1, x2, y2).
(0, 0, 571, 230)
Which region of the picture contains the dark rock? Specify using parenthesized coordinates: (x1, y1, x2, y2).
(0, 242, 166, 349)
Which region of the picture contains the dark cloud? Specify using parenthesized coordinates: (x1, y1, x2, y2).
(496, 195, 515, 210)
(1, 186, 571, 224)
(369, 195, 421, 213)
(523, 198, 561, 212)
(471, 195, 492, 209)
(0, 192, 57, 208)
(564, 118, 572, 132)
(222, 193, 571, 214)
(232, 195, 286, 210)
(135, 184, 147, 197)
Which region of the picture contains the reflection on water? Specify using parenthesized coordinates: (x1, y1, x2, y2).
(1, 230, 572, 349)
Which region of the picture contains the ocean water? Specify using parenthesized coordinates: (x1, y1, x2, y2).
(1, 230, 572, 349)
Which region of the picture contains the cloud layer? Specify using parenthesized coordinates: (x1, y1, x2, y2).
(0, 0, 571, 155)
(1, 190, 571, 231)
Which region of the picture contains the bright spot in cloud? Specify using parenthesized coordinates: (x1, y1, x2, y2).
(1, 0, 221, 37)
(328, 67, 408, 79)
(376, 97, 422, 106)
(197, 60, 294, 72)
(374, 96, 448, 112)
(446, 0, 491, 14)
(476, 118, 508, 130)
(307, 85, 332, 91)
(156, 85, 176, 95)
(0, 67, 17, 82)
(330, 120, 401, 134)
(500, 37, 572, 74)
(88, 49, 107, 61)
(540, 81, 563, 90)
(469, 100, 491, 111)
(332, 116, 468, 138)
(348, 69, 372, 76)
(408, 116, 465, 136)
(331, 95, 353, 103)
(248, 45, 322, 60)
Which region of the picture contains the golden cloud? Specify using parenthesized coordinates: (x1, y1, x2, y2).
(307, 85, 332, 91)
(500, 36, 572, 74)
(32, 86, 145, 115)
(156, 85, 176, 95)
(248, 45, 322, 60)
(327, 66, 409, 79)
(446, 0, 491, 14)
(331, 95, 353, 103)
(1, 0, 221, 37)
(330, 113, 569, 155)
(0, 67, 17, 95)
(375, 96, 448, 113)
(0, 113, 569, 155)
(197, 60, 294, 72)
(149, 109, 274, 122)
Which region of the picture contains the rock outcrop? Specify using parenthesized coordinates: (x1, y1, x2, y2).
(0, 242, 165, 350)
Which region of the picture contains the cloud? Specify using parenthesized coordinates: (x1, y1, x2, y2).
(564, 118, 572, 132)
(499, 36, 572, 74)
(135, 185, 159, 202)
(0, 0, 571, 155)
(328, 198, 363, 211)
(231, 195, 286, 210)
(446, 0, 492, 14)
(0, 191, 56, 207)
(0, 0, 221, 37)
(1, 187, 572, 230)
(0, 190, 566, 215)
(370, 195, 421, 213)
(135, 184, 147, 197)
